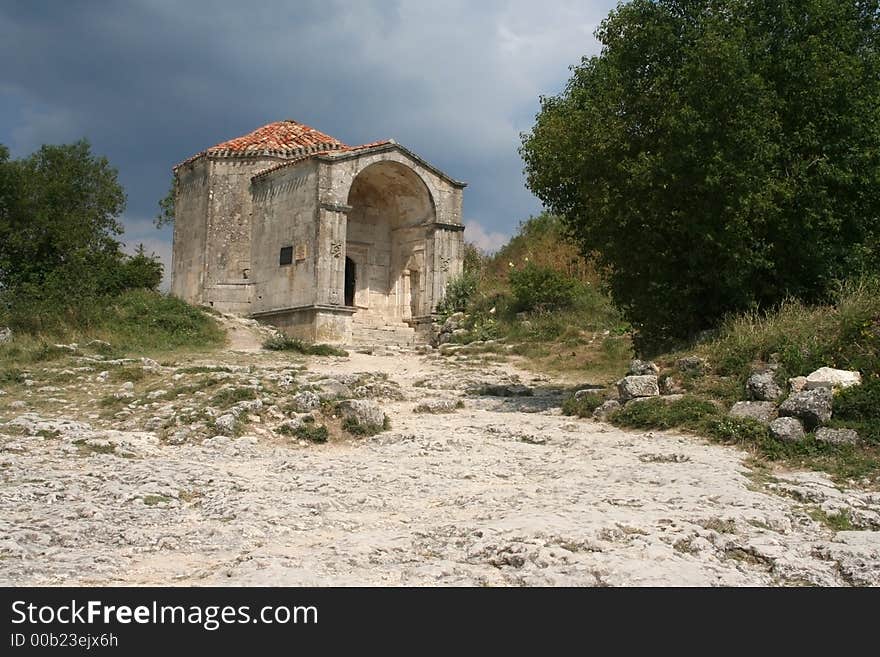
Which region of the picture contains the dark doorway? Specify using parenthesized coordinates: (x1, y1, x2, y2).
(344, 257, 356, 307)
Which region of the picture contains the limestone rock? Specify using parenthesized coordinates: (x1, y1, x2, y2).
(0, 327, 12, 344)
(413, 399, 462, 414)
(616, 375, 659, 402)
(804, 367, 861, 391)
(746, 371, 783, 402)
(574, 387, 603, 400)
(814, 427, 860, 446)
(789, 376, 808, 395)
(213, 414, 238, 436)
(628, 359, 659, 376)
(659, 376, 685, 395)
(769, 416, 805, 443)
(289, 391, 321, 412)
(313, 378, 352, 400)
(336, 399, 385, 428)
(729, 401, 778, 424)
(676, 356, 707, 375)
(778, 387, 833, 429)
(592, 399, 621, 421)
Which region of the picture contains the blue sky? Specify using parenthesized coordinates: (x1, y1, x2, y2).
(0, 0, 616, 283)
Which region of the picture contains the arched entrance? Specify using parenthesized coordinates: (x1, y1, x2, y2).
(345, 161, 435, 321)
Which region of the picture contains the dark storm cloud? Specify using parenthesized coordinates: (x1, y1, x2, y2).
(0, 0, 614, 272)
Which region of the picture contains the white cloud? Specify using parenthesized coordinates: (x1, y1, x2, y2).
(464, 220, 509, 253)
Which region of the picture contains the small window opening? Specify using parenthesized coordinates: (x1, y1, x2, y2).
(279, 246, 293, 266)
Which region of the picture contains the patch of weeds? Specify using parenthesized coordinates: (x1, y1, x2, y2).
(699, 518, 737, 534)
(262, 334, 348, 357)
(110, 366, 146, 383)
(279, 419, 329, 443)
(178, 489, 203, 504)
(72, 439, 115, 455)
(673, 537, 700, 555)
(159, 377, 223, 400)
(36, 428, 61, 439)
(808, 507, 855, 531)
(561, 391, 604, 418)
(610, 395, 720, 431)
(210, 386, 257, 408)
(341, 415, 390, 436)
(177, 365, 233, 374)
(0, 368, 25, 385)
(142, 494, 172, 506)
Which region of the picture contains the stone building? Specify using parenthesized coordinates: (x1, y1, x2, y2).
(170, 120, 466, 345)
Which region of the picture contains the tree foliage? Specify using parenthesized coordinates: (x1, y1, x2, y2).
(520, 0, 880, 350)
(0, 140, 163, 331)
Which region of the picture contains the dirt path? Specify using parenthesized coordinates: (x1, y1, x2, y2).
(0, 319, 878, 586)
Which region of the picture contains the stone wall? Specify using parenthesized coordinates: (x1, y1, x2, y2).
(170, 159, 210, 304)
(250, 161, 321, 316)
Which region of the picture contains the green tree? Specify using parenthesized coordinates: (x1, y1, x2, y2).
(154, 178, 175, 228)
(0, 140, 163, 330)
(521, 0, 880, 350)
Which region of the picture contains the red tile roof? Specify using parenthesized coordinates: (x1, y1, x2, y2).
(174, 119, 350, 170)
(209, 119, 345, 153)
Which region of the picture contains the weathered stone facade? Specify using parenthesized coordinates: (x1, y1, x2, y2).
(171, 120, 466, 344)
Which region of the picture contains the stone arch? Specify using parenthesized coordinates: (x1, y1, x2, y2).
(345, 161, 435, 319)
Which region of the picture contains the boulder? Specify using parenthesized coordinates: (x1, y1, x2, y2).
(592, 399, 621, 421)
(746, 371, 783, 402)
(213, 414, 237, 436)
(336, 399, 385, 428)
(289, 391, 321, 412)
(804, 367, 861, 391)
(729, 401, 778, 424)
(413, 399, 462, 414)
(788, 376, 808, 395)
(616, 375, 659, 402)
(769, 416, 805, 443)
(313, 378, 352, 400)
(778, 387, 833, 429)
(574, 387, 603, 400)
(0, 327, 11, 344)
(628, 359, 659, 376)
(814, 427, 860, 446)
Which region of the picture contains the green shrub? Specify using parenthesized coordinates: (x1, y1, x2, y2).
(278, 418, 328, 443)
(342, 415, 390, 436)
(833, 378, 880, 445)
(610, 395, 721, 430)
(210, 387, 257, 408)
(262, 334, 348, 357)
(509, 263, 579, 313)
(436, 272, 478, 316)
(561, 392, 604, 417)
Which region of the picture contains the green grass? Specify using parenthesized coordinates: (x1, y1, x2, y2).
(561, 392, 605, 417)
(210, 386, 258, 408)
(0, 290, 224, 365)
(698, 277, 880, 380)
(607, 396, 880, 484)
(262, 334, 348, 357)
(808, 508, 855, 531)
(142, 494, 173, 506)
(278, 418, 329, 443)
(610, 396, 721, 431)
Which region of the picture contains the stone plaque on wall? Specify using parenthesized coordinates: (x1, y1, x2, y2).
(295, 244, 307, 261)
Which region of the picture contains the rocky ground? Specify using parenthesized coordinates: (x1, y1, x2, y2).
(1, 316, 878, 586)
